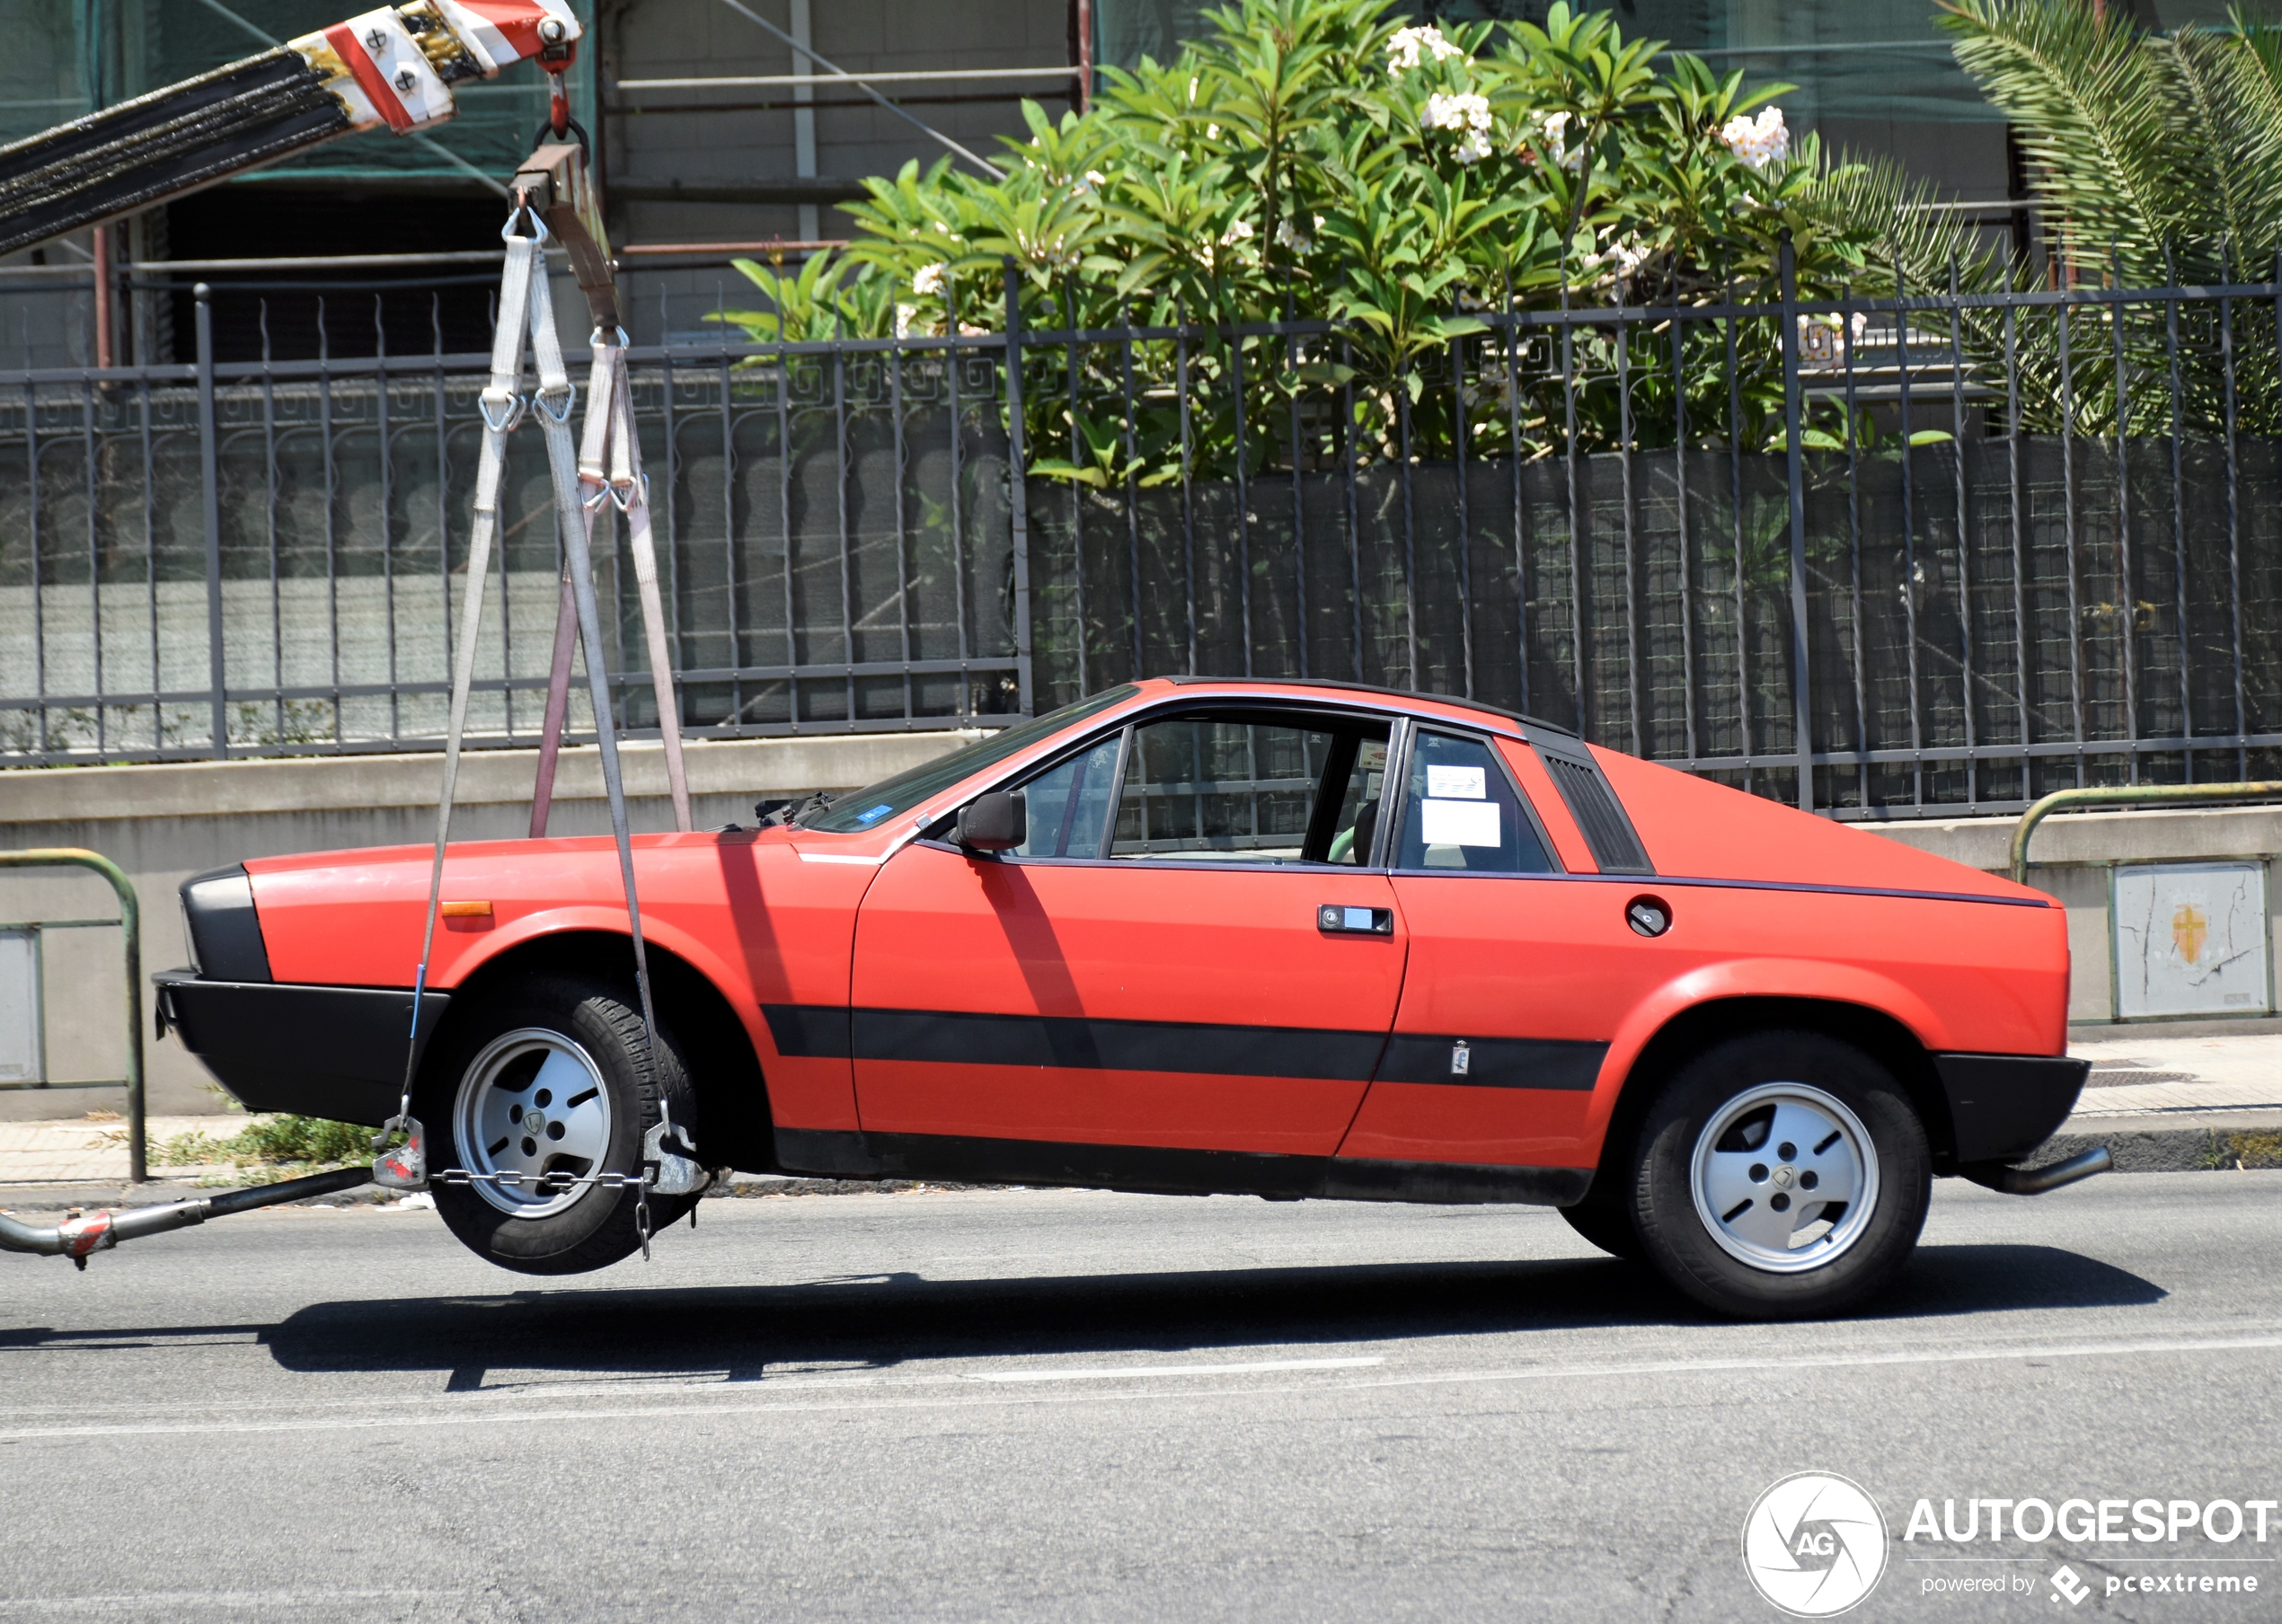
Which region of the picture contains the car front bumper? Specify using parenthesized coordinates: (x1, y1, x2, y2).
(154, 970, 451, 1126)
(1933, 1052, 2092, 1164)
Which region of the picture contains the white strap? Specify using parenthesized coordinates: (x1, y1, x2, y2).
(390, 223, 696, 1187)
(390, 228, 540, 1138)
(522, 262, 684, 1156)
(605, 345, 691, 832)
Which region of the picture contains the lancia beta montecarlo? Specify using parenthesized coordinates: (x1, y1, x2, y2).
(155, 677, 2094, 1320)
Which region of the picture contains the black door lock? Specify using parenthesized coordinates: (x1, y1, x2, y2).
(1318, 905, 1393, 935)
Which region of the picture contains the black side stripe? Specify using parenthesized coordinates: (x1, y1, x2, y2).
(1374, 1035, 1605, 1091)
(860, 1008, 1386, 1080)
(762, 1003, 852, 1059)
(763, 1003, 1604, 1090)
(765, 1003, 1384, 1079)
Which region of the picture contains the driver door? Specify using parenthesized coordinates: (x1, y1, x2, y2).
(849, 707, 1406, 1156)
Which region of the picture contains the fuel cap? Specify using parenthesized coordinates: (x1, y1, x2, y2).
(1625, 895, 1672, 938)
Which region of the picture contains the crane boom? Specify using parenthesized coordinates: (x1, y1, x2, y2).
(0, 0, 582, 260)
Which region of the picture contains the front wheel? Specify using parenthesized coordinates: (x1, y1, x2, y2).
(419, 971, 698, 1275)
(1627, 1030, 1930, 1320)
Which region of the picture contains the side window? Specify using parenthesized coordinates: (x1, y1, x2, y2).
(1108, 714, 1382, 862)
(1394, 730, 1554, 874)
(1322, 736, 1389, 865)
(1011, 734, 1123, 859)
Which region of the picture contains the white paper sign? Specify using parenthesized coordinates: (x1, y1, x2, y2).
(1420, 798, 1501, 848)
(1427, 763, 1487, 799)
(2113, 861, 2270, 1018)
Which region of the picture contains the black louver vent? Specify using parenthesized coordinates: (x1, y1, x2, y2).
(1539, 753, 1652, 875)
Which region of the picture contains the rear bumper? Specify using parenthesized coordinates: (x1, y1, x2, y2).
(154, 970, 450, 1127)
(1933, 1052, 2091, 1164)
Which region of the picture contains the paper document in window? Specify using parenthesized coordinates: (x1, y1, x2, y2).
(1426, 763, 1486, 799)
(1420, 798, 1500, 847)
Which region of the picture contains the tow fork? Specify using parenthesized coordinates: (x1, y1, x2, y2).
(2, 1117, 428, 1269)
(0, 1165, 376, 1268)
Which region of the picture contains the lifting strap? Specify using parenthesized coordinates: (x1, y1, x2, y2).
(528, 331, 691, 838)
(382, 200, 700, 1234)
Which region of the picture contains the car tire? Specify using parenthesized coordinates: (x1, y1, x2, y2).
(1559, 1182, 1645, 1262)
(419, 971, 699, 1275)
(1627, 1029, 1929, 1320)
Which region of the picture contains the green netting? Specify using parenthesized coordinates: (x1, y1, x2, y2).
(0, 0, 595, 186)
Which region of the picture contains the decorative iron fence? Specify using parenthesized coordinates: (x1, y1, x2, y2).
(4, 255, 2280, 820)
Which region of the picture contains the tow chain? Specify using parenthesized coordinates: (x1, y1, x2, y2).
(374, 190, 703, 1253)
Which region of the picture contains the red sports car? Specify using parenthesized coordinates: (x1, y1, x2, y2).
(155, 677, 2091, 1317)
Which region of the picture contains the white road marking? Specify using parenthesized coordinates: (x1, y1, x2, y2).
(971, 1356, 1382, 1382)
(3, 1329, 2279, 1443)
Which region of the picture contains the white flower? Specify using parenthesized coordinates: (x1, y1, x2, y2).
(1386, 24, 1465, 73)
(1206, 123, 1221, 141)
(1585, 231, 1650, 283)
(1220, 217, 1255, 245)
(1719, 105, 1789, 169)
(1455, 130, 1492, 165)
(1425, 92, 1492, 134)
(895, 302, 917, 339)
(1274, 216, 1313, 252)
(1084, 170, 1108, 188)
(1530, 110, 1579, 169)
(912, 262, 946, 296)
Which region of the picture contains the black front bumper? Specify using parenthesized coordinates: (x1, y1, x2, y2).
(1934, 1052, 2091, 1164)
(154, 970, 451, 1127)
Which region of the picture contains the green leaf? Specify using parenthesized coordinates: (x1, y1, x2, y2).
(1027, 458, 1110, 487)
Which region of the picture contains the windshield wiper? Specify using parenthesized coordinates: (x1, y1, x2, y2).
(773, 790, 839, 828)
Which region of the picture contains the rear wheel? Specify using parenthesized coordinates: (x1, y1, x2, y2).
(420, 972, 698, 1275)
(1627, 1030, 1929, 1320)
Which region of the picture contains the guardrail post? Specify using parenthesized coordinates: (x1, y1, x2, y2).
(1004, 258, 1034, 718)
(0, 849, 145, 1182)
(1779, 230, 1814, 814)
(194, 282, 227, 760)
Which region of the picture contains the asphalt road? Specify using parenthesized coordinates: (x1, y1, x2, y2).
(1, 1172, 2278, 1622)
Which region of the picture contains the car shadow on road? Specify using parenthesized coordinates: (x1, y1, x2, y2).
(110, 1242, 2163, 1383)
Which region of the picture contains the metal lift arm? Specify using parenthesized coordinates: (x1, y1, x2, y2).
(0, 0, 583, 260)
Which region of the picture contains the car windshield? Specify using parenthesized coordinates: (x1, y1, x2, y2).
(798, 686, 1140, 833)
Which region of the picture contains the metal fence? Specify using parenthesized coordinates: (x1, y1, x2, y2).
(4, 252, 2280, 820)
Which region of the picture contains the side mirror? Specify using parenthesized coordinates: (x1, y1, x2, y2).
(952, 790, 1026, 852)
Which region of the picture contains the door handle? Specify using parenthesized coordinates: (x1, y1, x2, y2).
(1317, 905, 1393, 936)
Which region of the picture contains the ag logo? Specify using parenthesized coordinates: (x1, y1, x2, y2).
(1741, 1471, 1889, 1617)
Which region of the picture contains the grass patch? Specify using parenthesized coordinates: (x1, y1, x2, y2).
(2223, 1131, 2282, 1169)
(154, 1114, 371, 1178)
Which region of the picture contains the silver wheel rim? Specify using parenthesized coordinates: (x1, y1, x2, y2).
(453, 1028, 615, 1218)
(1689, 1081, 1879, 1275)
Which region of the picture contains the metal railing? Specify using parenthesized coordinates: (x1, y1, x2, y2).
(0, 848, 145, 1182)
(4, 252, 2279, 819)
(2010, 781, 2282, 885)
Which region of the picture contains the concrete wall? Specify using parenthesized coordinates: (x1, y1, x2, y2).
(0, 731, 975, 1120)
(6, 744, 2277, 1119)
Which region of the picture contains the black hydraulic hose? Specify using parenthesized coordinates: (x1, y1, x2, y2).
(0, 1164, 375, 1266)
